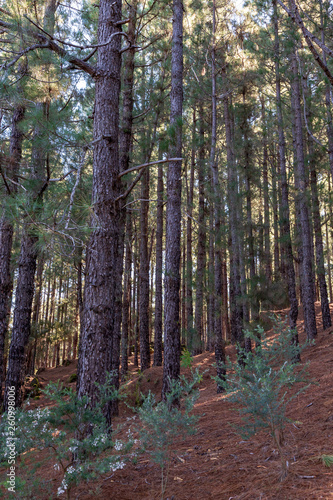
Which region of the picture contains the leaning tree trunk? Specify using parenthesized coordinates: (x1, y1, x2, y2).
(162, 0, 183, 399)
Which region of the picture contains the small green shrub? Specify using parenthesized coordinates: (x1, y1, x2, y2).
(180, 348, 193, 369)
(0, 374, 134, 499)
(137, 369, 201, 499)
(321, 455, 333, 467)
(216, 320, 310, 481)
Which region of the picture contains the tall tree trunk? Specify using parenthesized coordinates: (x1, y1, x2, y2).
(162, 0, 183, 399)
(121, 211, 132, 380)
(289, 25, 317, 340)
(207, 200, 215, 351)
(186, 110, 195, 352)
(210, 1, 225, 390)
(273, 0, 298, 338)
(194, 103, 206, 354)
(261, 96, 272, 283)
(0, 102, 25, 406)
(224, 93, 243, 345)
(139, 165, 150, 371)
(153, 158, 164, 366)
(76, 0, 123, 427)
(301, 71, 331, 330)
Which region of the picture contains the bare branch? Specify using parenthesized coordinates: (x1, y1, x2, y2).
(118, 158, 183, 178)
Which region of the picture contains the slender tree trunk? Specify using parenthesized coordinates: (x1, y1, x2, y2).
(224, 92, 243, 345)
(210, 1, 225, 389)
(261, 96, 272, 283)
(194, 103, 206, 354)
(301, 73, 332, 329)
(186, 110, 195, 352)
(162, 0, 183, 399)
(154, 159, 164, 366)
(289, 27, 317, 340)
(273, 0, 298, 338)
(207, 201, 215, 351)
(121, 211, 132, 380)
(139, 165, 150, 371)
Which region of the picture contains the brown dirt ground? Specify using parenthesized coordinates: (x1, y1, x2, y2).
(2, 302, 333, 499)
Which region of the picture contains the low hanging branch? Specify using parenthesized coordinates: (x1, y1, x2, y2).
(118, 158, 183, 178)
(115, 158, 183, 203)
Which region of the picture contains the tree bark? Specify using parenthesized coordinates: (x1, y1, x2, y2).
(289, 27, 317, 340)
(153, 158, 164, 366)
(76, 0, 123, 427)
(273, 0, 298, 338)
(162, 0, 183, 399)
(194, 103, 206, 354)
(139, 165, 150, 371)
(0, 103, 25, 406)
(121, 211, 132, 380)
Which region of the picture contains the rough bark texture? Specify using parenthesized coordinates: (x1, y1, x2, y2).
(186, 110, 195, 351)
(76, 0, 123, 427)
(273, 0, 298, 336)
(162, 0, 183, 399)
(289, 34, 317, 340)
(302, 75, 331, 329)
(224, 95, 243, 345)
(194, 103, 206, 354)
(4, 233, 38, 410)
(261, 96, 272, 283)
(153, 161, 164, 366)
(139, 165, 151, 371)
(0, 104, 25, 406)
(121, 211, 132, 380)
(210, 2, 225, 390)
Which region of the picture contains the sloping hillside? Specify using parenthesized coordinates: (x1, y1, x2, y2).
(4, 303, 333, 499)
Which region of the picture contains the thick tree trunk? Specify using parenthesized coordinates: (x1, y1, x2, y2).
(0, 104, 25, 406)
(4, 233, 38, 410)
(162, 0, 183, 399)
(76, 0, 123, 427)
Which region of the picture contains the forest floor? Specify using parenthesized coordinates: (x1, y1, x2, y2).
(2, 302, 333, 499)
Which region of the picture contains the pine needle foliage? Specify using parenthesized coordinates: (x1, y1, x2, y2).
(136, 370, 201, 499)
(216, 318, 311, 480)
(0, 376, 134, 499)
